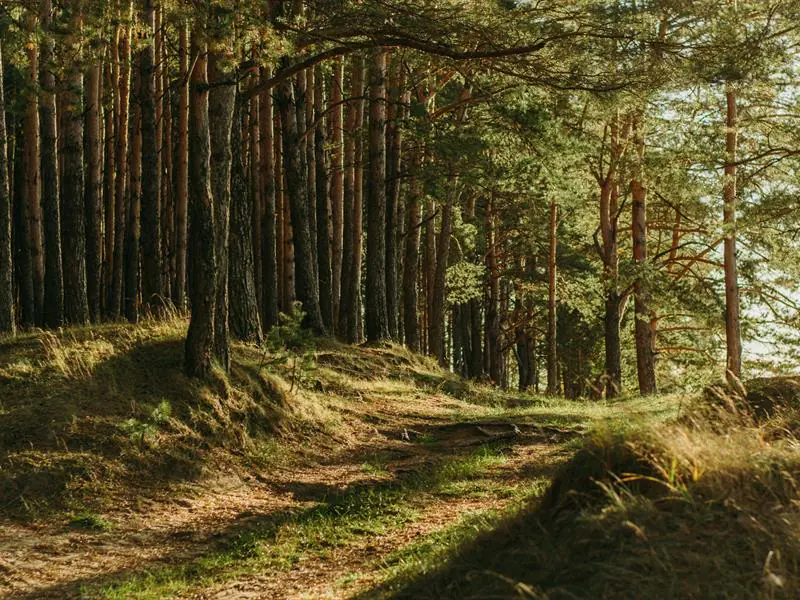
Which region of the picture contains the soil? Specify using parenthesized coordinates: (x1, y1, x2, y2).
(0, 398, 573, 600)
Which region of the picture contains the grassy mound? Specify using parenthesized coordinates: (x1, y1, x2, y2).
(0, 320, 336, 519)
(700, 376, 800, 421)
(374, 402, 800, 599)
(0, 321, 537, 522)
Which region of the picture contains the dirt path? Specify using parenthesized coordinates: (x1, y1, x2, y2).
(0, 407, 573, 600)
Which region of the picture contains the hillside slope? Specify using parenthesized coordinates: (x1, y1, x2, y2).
(6, 323, 795, 599)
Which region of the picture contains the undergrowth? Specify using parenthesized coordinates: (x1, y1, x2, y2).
(87, 445, 510, 599)
(370, 386, 800, 600)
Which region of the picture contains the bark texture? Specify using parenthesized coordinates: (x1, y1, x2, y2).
(40, 0, 63, 328)
(185, 36, 216, 379)
(208, 54, 235, 370)
(140, 0, 164, 313)
(365, 49, 390, 343)
(230, 96, 262, 342)
(60, 6, 89, 325)
(0, 41, 13, 333)
(276, 75, 325, 334)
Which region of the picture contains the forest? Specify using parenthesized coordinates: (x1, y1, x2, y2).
(1, 1, 800, 599)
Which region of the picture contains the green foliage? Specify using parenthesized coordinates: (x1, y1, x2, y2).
(261, 302, 317, 392)
(119, 400, 172, 450)
(69, 511, 114, 532)
(445, 261, 486, 306)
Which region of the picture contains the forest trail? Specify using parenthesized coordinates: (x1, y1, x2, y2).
(0, 386, 577, 600)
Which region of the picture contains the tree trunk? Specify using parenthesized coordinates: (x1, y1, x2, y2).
(276, 75, 325, 334)
(0, 40, 13, 334)
(469, 298, 483, 379)
(723, 84, 742, 381)
(25, 13, 45, 326)
(303, 69, 317, 287)
(140, 0, 163, 314)
(631, 117, 657, 395)
(295, 71, 316, 288)
(485, 193, 501, 385)
(274, 109, 287, 312)
(281, 115, 295, 311)
(208, 54, 235, 371)
(517, 323, 534, 392)
(111, 7, 131, 318)
(14, 117, 35, 328)
(124, 66, 142, 324)
(103, 60, 116, 317)
(174, 22, 189, 311)
(85, 64, 103, 322)
(599, 115, 627, 398)
(315, 65, 333, 332)
(330, 57, 344, 333)
(365, 49, 390, 343)
(185, 34, 216, 379)
(385, 63, 404, 340)
(430, 190, 455, 364)
(230, 95, 262, 342)
(422, 196, 436, 353)
(61, 3, 89, 325)
(260, 68, 279, 331)
(40, 0, 63, 328)
(402, 158, 422, 352)
(156, 6, 170, 302)
(339, 55, 365, 343)
(547, 200, 559, 395)
(250, 91, 262, 327)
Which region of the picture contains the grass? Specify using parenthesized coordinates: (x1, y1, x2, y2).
(11, 320, 795, 599)
(68, 510, 115, 532)
(87, 445, 511, 599)
(361, 392, 800, 600)
(0, 318, 303, 518)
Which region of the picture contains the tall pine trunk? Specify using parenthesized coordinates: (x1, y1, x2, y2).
(599, 115, 627, 399)
(102, 60, 116, 316)
(230, 95, 262, 341)
(315, 65, 333, 332)
(0, 40, 13, 334)
(25, 12, 45, 326)
(208, 54, 235, 371)
(85, 64, 103, 322)
(485, 192, 501, 385)
(280, 113, 295, 311)
(422, 195, 436, 352)
(140, 0, 163, 314)
(61, 2, 89, 325)
(125, 66, 142, 323)
(385, 63, 404, 340)
(250, 92, 262, 327)
(110, 6, 132, 319)
(339, 55, 364, 343)
(430, 189, 455, 365)
(276, 75, 325, 334)
(330, 58, 345, 333)
(303, 69, 317, 288)
(546, 200, 559, 395)
(365, 49, 390, 343)
(259, 69, 279, 331)
(631, 117, 656, 395)
(14, 117, 35, 328)
(723, 84, 742, 380)
(295, 71, 316, 290)
(402, 157, 422, 352)
(40, 0, 63, 328)
(174, 22, 190, 311)
(185, 34, 216, 379)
